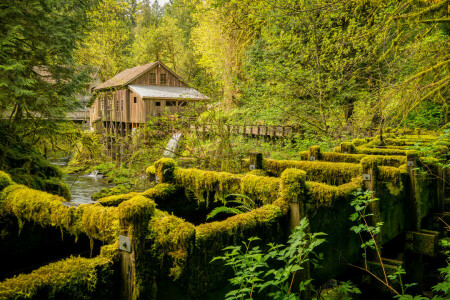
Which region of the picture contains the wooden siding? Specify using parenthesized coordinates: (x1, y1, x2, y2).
(90, 63, 202, 128)
(130, 64, 186, 87)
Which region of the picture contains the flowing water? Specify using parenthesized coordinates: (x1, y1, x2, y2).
(52, 156, 111, 204)
(163, 132, 182, 158)
(64, 173, 111, 204)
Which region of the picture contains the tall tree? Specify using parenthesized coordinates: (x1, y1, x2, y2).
(76, 0, 132, 81)
(0, 0, 96, 134)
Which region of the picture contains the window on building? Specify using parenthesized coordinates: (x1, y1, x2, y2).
(155, 102, 161, 106)
(149, 73, 156, 84)
(115, 100, 119, 111)
(160, 73, 167, 85)
(121, 99, 124, 110)
(166, 101, 176, 106)
(133, 97, 137, 103)
(178, 101, 187, 106)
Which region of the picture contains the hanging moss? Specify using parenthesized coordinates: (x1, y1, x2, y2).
(174, 168, 241, 207)
(240, 174, 281, 206)
(118, 195, 156, 226)
(147, 212, 195, 280)
(0, 171, 12, 191)
(0, 244, 118, 300)
(0, 184, 119, 243)
(264, 159, 362, 185)
(306, 177, 363, 208)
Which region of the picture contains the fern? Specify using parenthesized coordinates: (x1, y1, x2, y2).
(207, 194, 256, 220)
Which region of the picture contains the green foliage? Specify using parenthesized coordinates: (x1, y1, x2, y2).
(212, 218, 326, 299)
(207, 194, 256, 220)
(319, 280, 361, 300)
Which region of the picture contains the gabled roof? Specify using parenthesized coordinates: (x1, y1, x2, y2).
(94, 61, 186, 91)
(128, 85, 209, 101)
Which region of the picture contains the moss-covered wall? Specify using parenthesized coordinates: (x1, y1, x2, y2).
(263, 159, 362, 185)
(0, 184, 119, 243)
(0, 244, 120, 299)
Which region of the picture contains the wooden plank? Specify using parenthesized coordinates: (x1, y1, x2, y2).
(267, 126, 274, 136)
(259, 125, 266, 136)
(252, 126, 258, 135)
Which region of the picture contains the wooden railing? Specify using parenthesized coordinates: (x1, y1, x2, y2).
(189, 124, 296, 137)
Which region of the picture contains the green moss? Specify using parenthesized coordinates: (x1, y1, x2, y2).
(264, 159, 362, 185)
(247, 169, 268, 176)
(154, 158, 177, 183)
(118, 195, 156, 226)
(146, 165, 156, 181)
(92, 184, 132, 200)
(309, 145, 321, 160)
(280, 168, 306, 202)
(0, 184, 119, 243)
(44, 177, 71, 200)
(299, 151, 309, 160)
(360, 155, 407, 169)
(271, 197, 290, 215)
(174, 168, 241, 207)
(355, 147, 407, 156)
(321, 152, 366, 163)
(97, 192, 140, 207)
(340, 142, 356, 153)
(148, 213, 195, 280)
(352, 138, 367, 146)
(0, 251, 117, 299)
(306, 177, 363, 208)
(241, 174, 281, 205)
(0, 171, 13, 191)
(141, 183, 178, 203)
(196, 204, 283, 244)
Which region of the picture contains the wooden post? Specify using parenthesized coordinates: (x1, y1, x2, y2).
(406, 152, 420, 231)
(249, 152, 263, 170)
(308, 146, 321, 161)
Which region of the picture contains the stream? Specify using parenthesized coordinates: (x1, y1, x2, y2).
(52, 156, 111, 204)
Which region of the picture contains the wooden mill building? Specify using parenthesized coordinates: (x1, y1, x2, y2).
(89, 61, 209, 135)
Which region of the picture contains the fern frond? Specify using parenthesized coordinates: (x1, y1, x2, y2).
(207, 206, 243, 220)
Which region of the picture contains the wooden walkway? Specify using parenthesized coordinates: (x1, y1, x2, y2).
(190, 124, 295, 137)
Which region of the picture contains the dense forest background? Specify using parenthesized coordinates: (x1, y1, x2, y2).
(75, 0, 449, 133)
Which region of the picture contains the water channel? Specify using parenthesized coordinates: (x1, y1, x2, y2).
(52, 156, 111, 204)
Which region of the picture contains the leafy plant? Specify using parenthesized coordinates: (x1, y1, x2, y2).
(207, 194, 256, 220)
(212, 217, 326, 299)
